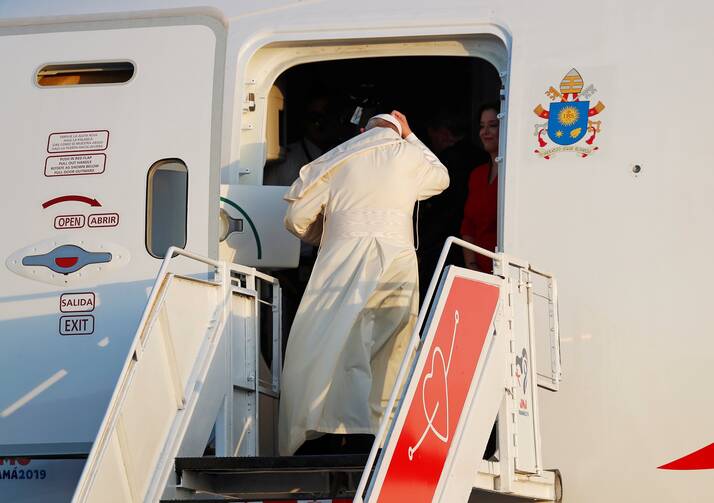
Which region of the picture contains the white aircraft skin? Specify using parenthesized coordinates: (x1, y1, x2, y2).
(1, 1, 714, 502)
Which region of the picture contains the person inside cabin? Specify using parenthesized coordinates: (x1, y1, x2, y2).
(461, 101, 501, 461)
(417, 106, 487, 299)
(278, 111, 449, 455)
(264, 92, 337, 186)
(461, 102, 500, 273)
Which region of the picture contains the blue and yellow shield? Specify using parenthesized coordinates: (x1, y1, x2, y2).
(548, 101, 589, 145)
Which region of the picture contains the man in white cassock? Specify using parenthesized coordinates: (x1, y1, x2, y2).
(278, 111, 449, 455)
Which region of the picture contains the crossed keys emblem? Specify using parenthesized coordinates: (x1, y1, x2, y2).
(408, 310, 460, 460)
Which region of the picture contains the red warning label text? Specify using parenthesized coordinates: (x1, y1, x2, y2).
(45, 154, 106, 177)
(54, 214, 86, 229)
(47, 130, 109, 153)
(60, 292, 96, 313)
(88, 213, 119, 228)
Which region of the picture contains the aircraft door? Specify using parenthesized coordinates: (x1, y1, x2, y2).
(219, 83, 300, 269)
(0, 18, 222, 497)
(219, 185, 300, 268)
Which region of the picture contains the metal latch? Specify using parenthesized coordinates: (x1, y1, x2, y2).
(244, 92, 256, 112)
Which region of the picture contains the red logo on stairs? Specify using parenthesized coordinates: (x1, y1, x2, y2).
(374, 276, 500, 502)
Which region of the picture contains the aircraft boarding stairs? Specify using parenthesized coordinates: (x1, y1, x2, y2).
(71, 239, 563, 503)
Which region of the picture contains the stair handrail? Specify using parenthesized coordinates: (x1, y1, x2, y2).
(72, 246, 228, 503)
(354, 237, 558, 502)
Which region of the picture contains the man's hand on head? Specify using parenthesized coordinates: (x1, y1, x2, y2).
(391, 110, 412, 139)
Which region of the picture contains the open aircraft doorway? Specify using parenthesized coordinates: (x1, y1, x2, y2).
(225, 53, 503, 355)
(225, 48, 506, 336)
(300, 57, 497, 306)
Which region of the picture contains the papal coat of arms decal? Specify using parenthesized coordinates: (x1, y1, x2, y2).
(533, 69, 605, 159)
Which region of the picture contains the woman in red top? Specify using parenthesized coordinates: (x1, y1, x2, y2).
(461, 102, 500, 272)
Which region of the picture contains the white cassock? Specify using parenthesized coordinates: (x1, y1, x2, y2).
(278, 125, 449, 455)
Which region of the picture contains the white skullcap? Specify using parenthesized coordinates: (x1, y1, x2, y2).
(368, 113, 402, 137)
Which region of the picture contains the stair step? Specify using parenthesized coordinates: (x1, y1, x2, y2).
(175, 453, 368, 474)
(171, 454, 368, 501)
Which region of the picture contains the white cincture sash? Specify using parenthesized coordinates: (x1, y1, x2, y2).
(325, 208, 413, 247)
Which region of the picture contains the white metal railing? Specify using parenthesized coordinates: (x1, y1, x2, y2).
(71, 239, 556, 502)
(355, 237, 561, 502)
(531, 266, 561, 391)
(72, 247, 281, 503)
